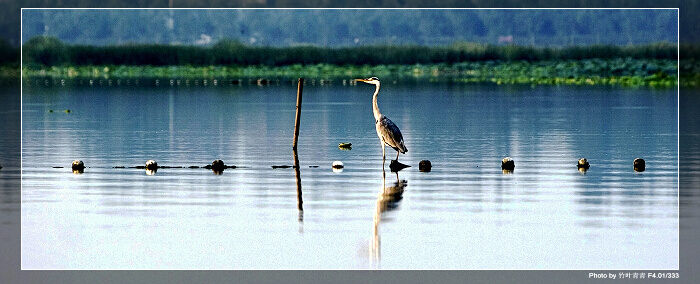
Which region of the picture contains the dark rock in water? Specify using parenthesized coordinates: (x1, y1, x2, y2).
(145, 160, 158, 170)
(72, 160, 86, 170)
(389, 160, 410, 172)
(501, 157, 515, 170)
(332, 161, 344, 169)
(634, 158, 645, 172)
(577, 158, 590, 169)
(338, 143, 352, 150)
(189, 166, 200, 169)
(418, 160, 432, 172)
(206, 164, 237, 169)
(211, 159, 225, 171)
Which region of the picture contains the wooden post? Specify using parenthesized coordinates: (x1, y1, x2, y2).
(293, 78, 304, 150)
(293, 78, 304, 212)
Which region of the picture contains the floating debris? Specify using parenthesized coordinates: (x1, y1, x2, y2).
(71, 160, 85, 170)
(418, 160, 432, 172)
(338, 143, 352, 150)
(634, 158, 646, 172)
(309, 165, 319, 168)
(272, 165, 293, 169)
(577, 158, 590, 169)
(48, 109, 71, 113)
(145, 160, 158, 170)
(332, 161, 344, 173)
(501, 157, 515, 171)
(204, 159, 237, 170)
(211, 159, 225, 171)
(71, 160, 85, 174)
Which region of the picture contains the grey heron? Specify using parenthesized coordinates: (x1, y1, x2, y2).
(356, 77, 408, 164)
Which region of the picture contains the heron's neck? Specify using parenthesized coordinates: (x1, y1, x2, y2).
(372, 82, 382, 121)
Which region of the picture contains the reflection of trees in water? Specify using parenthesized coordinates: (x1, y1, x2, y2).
(371, 169, 407, 268)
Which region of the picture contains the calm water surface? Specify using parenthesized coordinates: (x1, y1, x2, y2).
(21, 80, 678, 269)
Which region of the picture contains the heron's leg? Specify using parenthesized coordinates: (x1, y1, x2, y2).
(381, 142, 386, 161)
(395, 150, 400, 161)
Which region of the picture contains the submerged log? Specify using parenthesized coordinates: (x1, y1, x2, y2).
(272, 165, 293, 169)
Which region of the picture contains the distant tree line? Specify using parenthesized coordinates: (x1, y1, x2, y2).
(21, 36, 679, 67)
(0, 38, 20, 66)
(21, 9, 678, 47)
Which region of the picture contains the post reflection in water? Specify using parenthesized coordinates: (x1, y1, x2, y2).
(371, 168, 407, 268)
(293, 149, 303, 232)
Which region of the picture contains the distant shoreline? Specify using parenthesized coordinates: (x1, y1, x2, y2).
(19, 59, 685, 88)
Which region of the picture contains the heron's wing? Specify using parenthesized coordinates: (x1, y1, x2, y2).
(376, 116, 407, 153)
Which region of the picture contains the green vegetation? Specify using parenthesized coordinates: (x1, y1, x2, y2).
(18, 36, 689, 87)
(22, 36, 678, 66)
(22, 59, 680, 88)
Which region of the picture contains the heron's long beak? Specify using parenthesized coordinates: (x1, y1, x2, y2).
(355, 79, 368, 82)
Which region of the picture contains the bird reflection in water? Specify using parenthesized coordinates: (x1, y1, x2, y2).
(370, 169, 407, 268)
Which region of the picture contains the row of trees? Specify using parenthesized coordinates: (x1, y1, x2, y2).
(20, 9, 678, 47)
(22, 36, 678, 67)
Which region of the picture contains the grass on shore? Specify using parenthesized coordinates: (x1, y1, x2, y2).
(21, 58, 683, 87)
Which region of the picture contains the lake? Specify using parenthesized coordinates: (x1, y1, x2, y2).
(20, 79, 678, 269)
